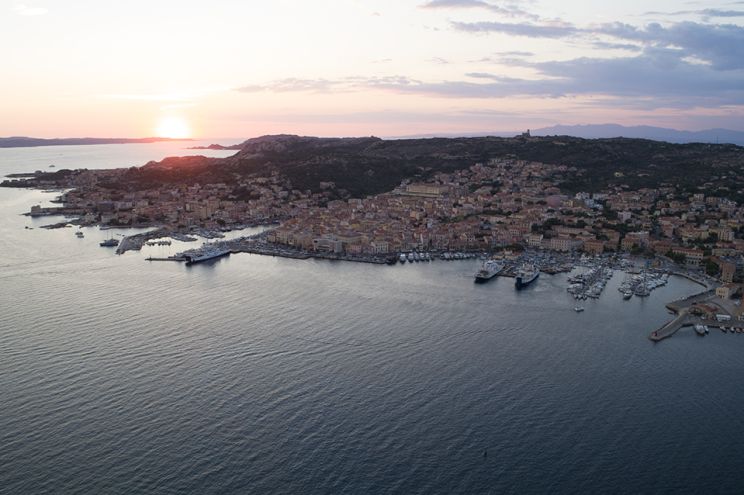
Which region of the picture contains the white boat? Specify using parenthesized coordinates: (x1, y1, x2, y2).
(474, 259, 505, 283)
(574, 306, 585, 312)
(185, 247, 231, 265)
(515, 264, 539, 289)
(100, 237, 119, 247)
(399, 253, 407, 263)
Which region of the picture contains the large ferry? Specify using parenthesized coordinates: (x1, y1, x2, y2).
(515, 263, 539, 289)
(474, 259, 505, 283)
(185, 247, 231, 265)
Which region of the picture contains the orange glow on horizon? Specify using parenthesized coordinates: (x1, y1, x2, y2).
(155, 116, 191, 139)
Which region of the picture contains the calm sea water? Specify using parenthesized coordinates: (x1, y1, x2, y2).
(2, 144, 744, 494)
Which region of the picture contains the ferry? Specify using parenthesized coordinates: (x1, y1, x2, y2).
(184, 247, 231, 265)
(474, 259, 505, 283)
(515, 264, 539, 289)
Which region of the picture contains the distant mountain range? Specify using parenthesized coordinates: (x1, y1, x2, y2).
(530, 124, 744, 145)
(0, 137, 192, 148)
(394, 124, 744, 146)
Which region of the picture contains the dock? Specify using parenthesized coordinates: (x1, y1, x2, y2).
(649, 309, 694, 342)
(649, 289, 743, 342)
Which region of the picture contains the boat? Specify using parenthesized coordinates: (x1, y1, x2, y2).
(634, 285, 650, 297)
(407, 253, 415, 262)
(574, 306, 585, 312)
(184, 247, 231, 265)
(694, 324, 706, 336)
(75, 230, 84, 238)
(100, 237, 119, 247)
(399, 253, 407, 263)
(515, 264, 539, 289)
(474, 259, 505, 283)
(622, 290, 633, 300)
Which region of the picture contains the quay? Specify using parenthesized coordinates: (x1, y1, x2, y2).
(649, 309, 694, 342)
(649, 287, 743, 342)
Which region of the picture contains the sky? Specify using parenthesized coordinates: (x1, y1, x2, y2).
(2, 0, 744, 138)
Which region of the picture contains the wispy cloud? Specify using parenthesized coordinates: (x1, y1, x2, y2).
(644, 9, 744, 19)
(13, 4, 47, 16)
(420, 0, 538, 20)
(453, 20, 579, 38)
(235, 46, 744, 110)
(100, 86, 230, 102)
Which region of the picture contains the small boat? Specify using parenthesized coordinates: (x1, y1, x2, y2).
(574, 306, 585, 312)
(100, 237, 119, 247)
(75, 231, 84, 238)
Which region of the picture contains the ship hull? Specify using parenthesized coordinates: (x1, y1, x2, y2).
(474, 274, 497, 283)
(185, 250, 230, 265)
(515, 272, 539, 289)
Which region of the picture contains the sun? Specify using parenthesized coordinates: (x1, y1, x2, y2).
(155, 116, 192, 139)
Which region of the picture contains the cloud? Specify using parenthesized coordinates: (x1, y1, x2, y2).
(14, 4, 47, 15)
(596, 21, 744, 70)
(644, 9, 744, 19)
(101, 86, 230, 102)
(420, 0, 537, 19)
(452, 18, 744, 71)
(235, 47, 744, 110)
(453, 20, 579, 38)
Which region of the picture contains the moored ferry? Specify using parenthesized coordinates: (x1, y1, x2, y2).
(474, 259, 505, 283)
(515, 263, 539, 289)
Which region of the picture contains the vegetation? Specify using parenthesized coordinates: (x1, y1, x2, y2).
(5, 134, 744, 200)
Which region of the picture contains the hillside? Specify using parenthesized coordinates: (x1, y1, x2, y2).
(6, 134, 744, 200)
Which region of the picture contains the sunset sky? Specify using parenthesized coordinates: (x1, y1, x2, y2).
(2, 0, 744, 138)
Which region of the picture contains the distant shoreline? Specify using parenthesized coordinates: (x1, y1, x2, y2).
(0, 137, 193, 149)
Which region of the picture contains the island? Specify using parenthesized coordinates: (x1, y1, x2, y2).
(0, 136, 192, 148)
(3, 133, 743, 339)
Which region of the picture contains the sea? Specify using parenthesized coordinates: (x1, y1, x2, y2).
(1, 141, 744, 495)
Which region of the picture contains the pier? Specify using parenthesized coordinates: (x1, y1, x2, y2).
(649, 289, 743, 342)
(649, 309, 694, 342)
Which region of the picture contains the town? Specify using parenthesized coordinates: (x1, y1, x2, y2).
(16, 153, 744, 286)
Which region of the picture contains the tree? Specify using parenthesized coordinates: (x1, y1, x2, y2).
(665, 250, 685, 265)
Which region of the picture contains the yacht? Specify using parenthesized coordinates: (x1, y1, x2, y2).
(100, 237, 119, 247)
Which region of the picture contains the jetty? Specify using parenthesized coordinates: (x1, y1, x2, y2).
(649, 309, 694, 342)
(649, 288, 743, 342)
